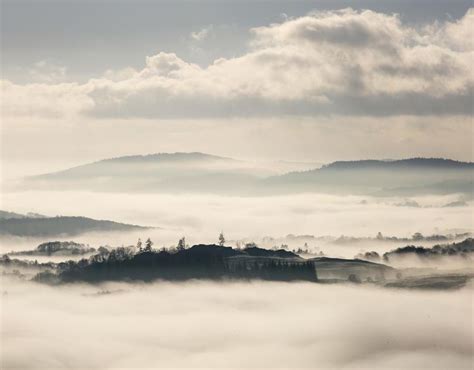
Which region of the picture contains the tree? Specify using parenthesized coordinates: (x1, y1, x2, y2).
(218, 232, 225, 246)
(136, 238, 143, 252)
(412, 232, 424, 241)
(144, 238, 153, 252)
(1, 254, 11, 263)
(177, 237, 186, 251)
(98, 246, 110, 255)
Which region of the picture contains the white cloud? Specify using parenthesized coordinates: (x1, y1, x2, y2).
(0, 80, 93, 119)
(1, 8, 472, 119)
(27, 60, 68, 84)
(190, 25, 213, 41)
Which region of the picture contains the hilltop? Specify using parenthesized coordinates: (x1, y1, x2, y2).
(0, 212, 153, 237)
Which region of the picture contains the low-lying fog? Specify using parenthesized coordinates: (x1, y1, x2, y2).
(1, 278, 472, 369)
(1, 190, 472, 259)
(1, 189, 473, 369)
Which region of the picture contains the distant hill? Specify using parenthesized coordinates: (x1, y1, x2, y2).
(23, 152, 267, 194)
(9, 241, 96, 256)
(0, 210, 47, 220)
(19, 154, 474, 196)
(383, 238, 474, 262)
(321, 158, 474, 171)
(264, 158, 474, 196)
(0, 215, 152, 237)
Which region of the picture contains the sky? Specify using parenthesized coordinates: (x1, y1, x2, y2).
(1, 0, 473, 178)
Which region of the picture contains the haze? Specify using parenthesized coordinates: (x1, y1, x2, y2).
(1, 1, 473, 369)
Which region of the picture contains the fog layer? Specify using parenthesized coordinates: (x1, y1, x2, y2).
(1, 279, 472, 369)
(1, 191, 472, 258)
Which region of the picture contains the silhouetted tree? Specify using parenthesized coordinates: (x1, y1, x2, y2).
(98, 246, 109, 255)
(412, 232, 424, 241)
(177, 237, 186, 251)
(1, 254, 11, 263)
(218, 232, 225, 246)
(144, 238, 153, 252)
(136, 238, 143, 252)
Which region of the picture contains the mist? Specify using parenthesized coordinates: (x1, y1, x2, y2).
(2, 2, 473, 368)
(1, 278, 472, 369)
(1, 190, 472, 257)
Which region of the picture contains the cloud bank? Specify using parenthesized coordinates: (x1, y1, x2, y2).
(1, 279, 472, 369)
(1, 8, 472, 119)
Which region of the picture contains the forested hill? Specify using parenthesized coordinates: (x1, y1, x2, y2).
(0, 216, 152, 237)
(36, 244, 314, 283)
(320, 158, 474, 170)
(265, 157, 473, 195)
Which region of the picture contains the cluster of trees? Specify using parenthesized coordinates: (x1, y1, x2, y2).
(134, 232, 226, 253)
(49, 239, 317, 283)
(335, 232, 470, 245)
(1, 231, 322, 284)
(136, 238, 153, 252)
(383, 238, 474, 261)
(9, 241, 96, 256)
(356, 238, 474, 262)
(1, 254, 55, 270)
(355, 251, 381, 261)
(228, 259, 316, 282)
(375, 231, 467, 243)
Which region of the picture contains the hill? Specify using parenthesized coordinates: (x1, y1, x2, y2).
(383, 238, 474, 262)
(265, 158, 474, 196)
(23, 152, 267, 194)
(19, 154, 474, 196)
(0, 210, 47, 220)
(0, 216, 152, 237)
(51, 244, 316, 283)
(8, 241, 96, 256)
(310, 257, 396, 282)
(321, 158, 474, 171)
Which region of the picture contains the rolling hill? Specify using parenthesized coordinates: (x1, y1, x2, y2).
(20, 154, 474, 196)
(23, 152, 266, 194)
(264, 158, 474, 196)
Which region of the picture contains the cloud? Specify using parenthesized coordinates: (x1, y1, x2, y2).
(27, 61, 68, 84)
(0, 80, 93, 119)
(1, 8, 472, 119)
(1, 279, 473, 369)
(190, 25, 213, 41)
